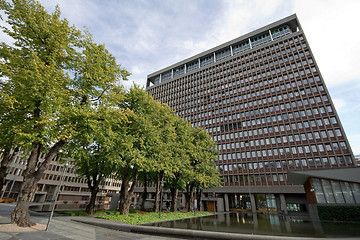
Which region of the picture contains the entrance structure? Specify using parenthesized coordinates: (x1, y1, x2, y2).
(144, 14, 356, 216)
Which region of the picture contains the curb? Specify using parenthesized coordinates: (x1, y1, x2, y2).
(72, 217, 318, 240)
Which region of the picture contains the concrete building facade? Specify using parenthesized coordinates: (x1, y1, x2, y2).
(145, 14, 356, 216)
(0, 151, 122, 211)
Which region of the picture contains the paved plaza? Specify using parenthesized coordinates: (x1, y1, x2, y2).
(0, 203, 185, 240)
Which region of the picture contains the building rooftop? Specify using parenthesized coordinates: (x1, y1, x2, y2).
(147, 14, 301, 87)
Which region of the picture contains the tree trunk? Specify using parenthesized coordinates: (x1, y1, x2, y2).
(119, 166, 138, 215)
(11, 140, 65, 227)
(85, 175, 100, 215)
(140, 175, 147, 211)
(10, 175, 38, 227)
(196, 188, 202, 211)
(170, 185, 178, 212)
(0, 146, 19, 194)
(153, 171, 163, 213)
(119, 166, 130, 214)
(185, 182, 195, 212)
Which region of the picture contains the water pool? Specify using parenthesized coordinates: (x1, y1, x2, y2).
(145, 212, 360, 238)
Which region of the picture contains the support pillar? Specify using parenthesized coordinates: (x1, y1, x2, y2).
(224, 193, 229, 212)
(279, 193, 288, 215)
(182, 193, 186, 207)
(133, 193, 137, 209)
(249, 193, 257, 213)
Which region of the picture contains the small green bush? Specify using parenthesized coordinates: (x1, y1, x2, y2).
(318, 206, 360, 222)
(98, 211, 212, 225)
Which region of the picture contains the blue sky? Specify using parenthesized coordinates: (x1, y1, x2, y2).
(1, 0, 360, 155)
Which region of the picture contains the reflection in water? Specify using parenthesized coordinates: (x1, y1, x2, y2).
(145, 213, 360, 238)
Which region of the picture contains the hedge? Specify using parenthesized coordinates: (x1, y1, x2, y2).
(318, 206, 360, 222)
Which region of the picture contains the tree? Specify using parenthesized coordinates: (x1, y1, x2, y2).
(0, 0, 128, 226)
(166, 118, 192, 212)
(116, 85, 176, 215)
(184, 127, 221, 212)
(66, 106, 130, 215)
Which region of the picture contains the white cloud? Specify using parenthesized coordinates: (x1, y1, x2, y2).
(294, 0, 360, 86)
(332, 98, 346, 112)
(131, 66, 141, 75)
(2, 0, 360, 151)
(348, 134, 360, 155)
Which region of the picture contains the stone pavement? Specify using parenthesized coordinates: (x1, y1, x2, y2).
(0, 203, 187, 240)
(2, 203, 358, 240)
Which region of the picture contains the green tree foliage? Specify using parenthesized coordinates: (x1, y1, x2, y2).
(0, 0, 220, 222)
(184, 127, 221, 211)
(138, 112, 221, 213)
(165, 118, 192, 212)
(0, 0, 128, 226)
(66, 106, 131, 215)
(116, 85, 177, 215)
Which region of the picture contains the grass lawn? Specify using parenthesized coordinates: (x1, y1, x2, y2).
(60, 209, 212, 225)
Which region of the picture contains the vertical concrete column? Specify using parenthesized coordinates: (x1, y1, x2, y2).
(109, 193, 120, 210)
(253, 212, 259, 231)
(182, 193, 186, 207)
(133, 193, 137, 208)
(279, 193, 288, 215)
(308, 204, 320, 222)
(249, 193, 257, 213)
(224, 193, 230, 212)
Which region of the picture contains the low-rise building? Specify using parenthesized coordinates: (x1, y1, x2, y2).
(0, 151, 122, 211)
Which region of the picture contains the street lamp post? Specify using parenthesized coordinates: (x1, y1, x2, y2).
(46, 161, 68, 232)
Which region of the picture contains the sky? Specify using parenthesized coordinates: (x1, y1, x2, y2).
(1, 0, 360, 155)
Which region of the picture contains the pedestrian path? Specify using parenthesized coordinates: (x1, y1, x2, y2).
(0, 203, 186, 240)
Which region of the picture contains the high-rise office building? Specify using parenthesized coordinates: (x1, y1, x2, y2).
(145, 15, 356, 214)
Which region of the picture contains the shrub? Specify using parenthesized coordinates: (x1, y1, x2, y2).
(0, 199, 4, 203)
(318, 206, 360, 222)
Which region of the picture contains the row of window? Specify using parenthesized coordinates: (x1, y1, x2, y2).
(180, 74, 320, 110)
(218, 141, 347, 161)
(222, 173, 287, 184)
(217, 155, 353, 174)
(216, 126, 342, 147)
(154, 40, 310, 101)
(175, 77, 324, 117)
(167, 58, 316, 105)
(215, 117, 337, 138)
(194, 103, 335, 133)
(312, 178, 360, 204)
(168, 60, 317, 109)
(205, 105, 334, 133)
(182, 93, 328, 127)
(150, 33, 303, 87)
